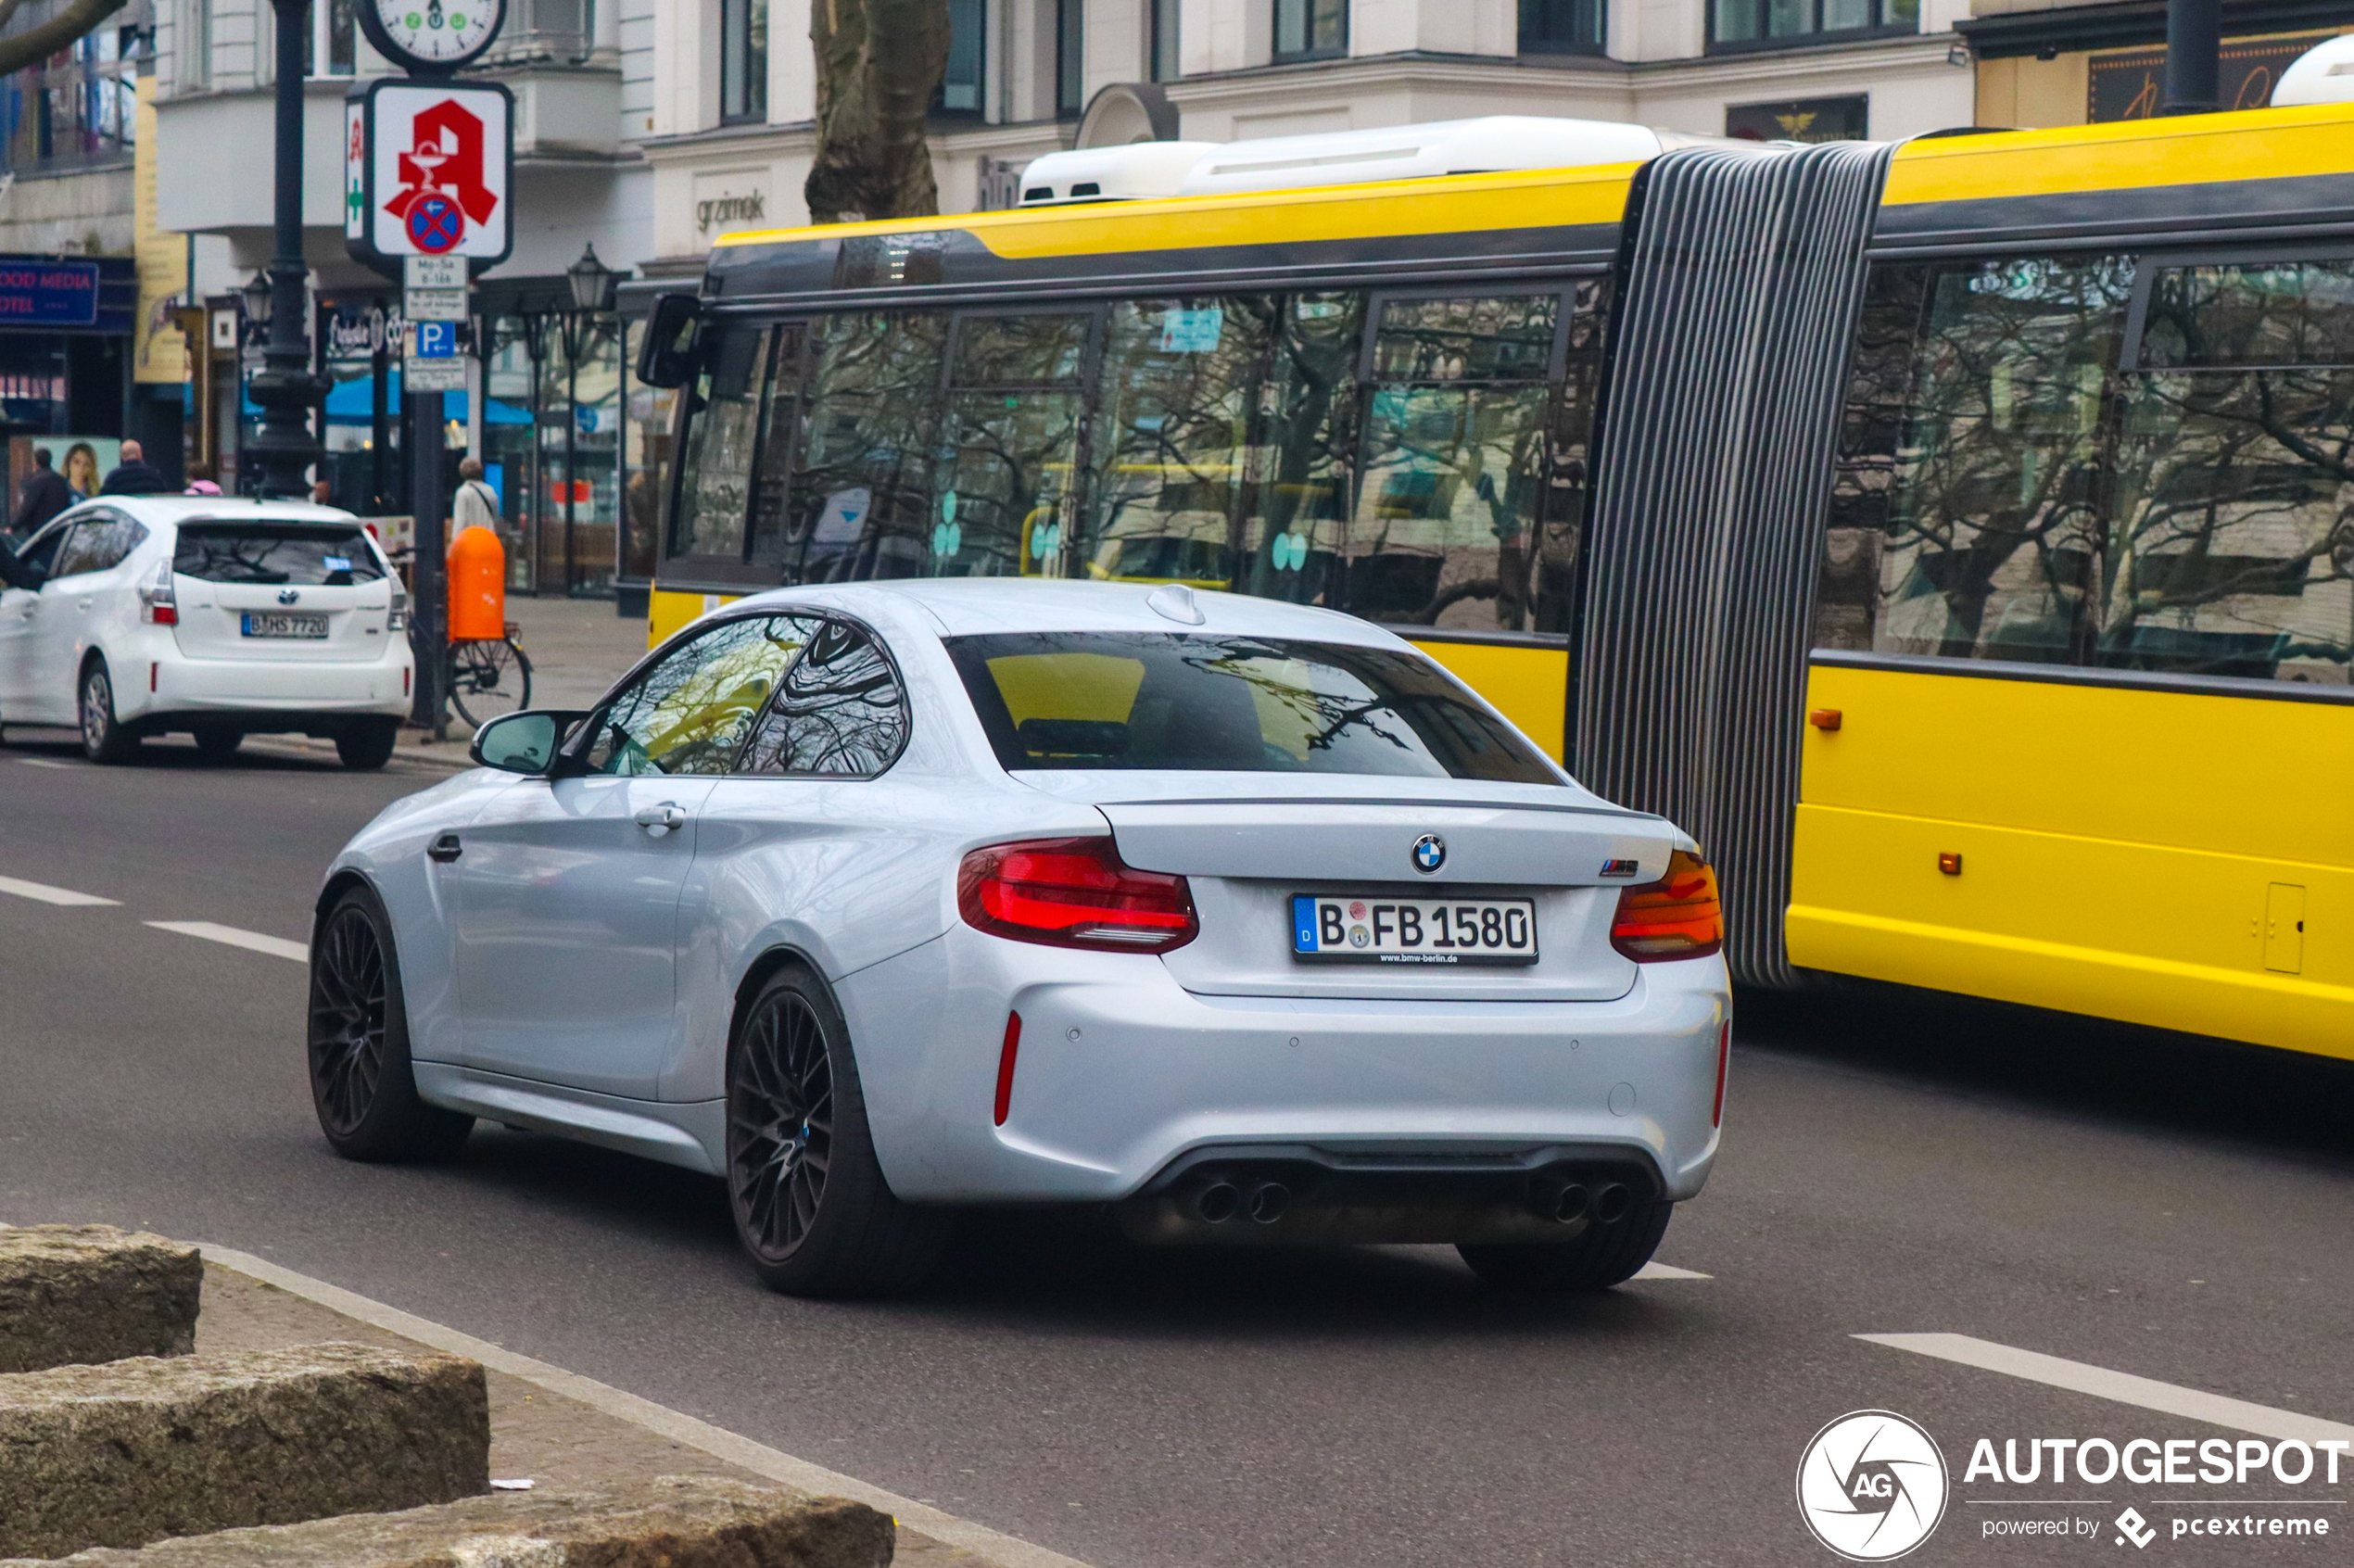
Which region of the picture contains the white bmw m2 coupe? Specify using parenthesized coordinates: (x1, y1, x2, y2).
(309, 580, 1730, 1296)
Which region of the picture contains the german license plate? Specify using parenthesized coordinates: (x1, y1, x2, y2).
(1291, 895, 1538, 966)
(242, 613, 328, 639)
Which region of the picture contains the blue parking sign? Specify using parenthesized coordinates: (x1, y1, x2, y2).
(415, 321, 457, 359)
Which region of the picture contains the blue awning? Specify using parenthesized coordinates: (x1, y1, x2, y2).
(259, 380, 538, 425)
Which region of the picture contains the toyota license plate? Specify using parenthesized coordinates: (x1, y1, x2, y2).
(1291, 895, 1538, 966)
(242, 612, 328, 639)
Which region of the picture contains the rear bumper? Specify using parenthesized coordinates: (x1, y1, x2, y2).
(836, 924, 1730, 1207)
(118, 642, 412, 725)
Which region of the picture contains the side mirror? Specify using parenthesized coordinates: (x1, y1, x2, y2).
(471, 710, 588, 775)
(635, 293, 703, 389)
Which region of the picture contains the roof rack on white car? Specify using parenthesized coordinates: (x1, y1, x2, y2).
(1014, 117, 1757, 207)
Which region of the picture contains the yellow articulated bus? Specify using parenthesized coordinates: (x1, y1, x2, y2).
(639, 102, 2354, 1064)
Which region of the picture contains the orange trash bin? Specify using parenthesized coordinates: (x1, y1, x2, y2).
(446, 525, 507, 643)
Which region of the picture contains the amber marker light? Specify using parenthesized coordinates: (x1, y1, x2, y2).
(1610, 850, 1724, 962)
(1808, 708, 1842, 730)
(1938, 852, 1963, 876)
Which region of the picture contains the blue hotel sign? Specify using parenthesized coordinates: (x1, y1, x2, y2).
(0, 261, 101, 327)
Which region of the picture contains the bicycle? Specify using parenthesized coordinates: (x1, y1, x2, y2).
(447, 620, 533, 729)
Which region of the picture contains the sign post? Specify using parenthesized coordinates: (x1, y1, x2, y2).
(403, 258, 469, 739)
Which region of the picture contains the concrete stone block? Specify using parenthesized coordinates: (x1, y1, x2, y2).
(7, 1477, 895, 1568)
(0, 1226, 201, 1374)
(0, 1343, 489, 1559)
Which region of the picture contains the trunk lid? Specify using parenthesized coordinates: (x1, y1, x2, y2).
(167, 519, 396, 664)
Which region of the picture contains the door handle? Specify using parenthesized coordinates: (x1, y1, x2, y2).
(634, 803, 688, 836)
(426, 832, 462, 864)
(75, 599, 92, 612)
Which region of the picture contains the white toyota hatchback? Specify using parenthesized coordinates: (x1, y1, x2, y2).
(310, 580, 1730, 1296)
(0, 498, 414, 767)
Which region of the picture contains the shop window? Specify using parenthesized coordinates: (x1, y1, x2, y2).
(1725, 95, 1869, 143)
(1274, 0, 1347, 61)
(1519, 0, 1603, 55)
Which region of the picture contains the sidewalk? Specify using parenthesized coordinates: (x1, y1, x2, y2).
(251, 594, 652, 773)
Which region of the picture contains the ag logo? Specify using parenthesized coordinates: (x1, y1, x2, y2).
(1795, 1410, 1948, 1562)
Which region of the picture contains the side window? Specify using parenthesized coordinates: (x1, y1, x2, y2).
(586, 613, 820, 777)
(669, 322, 772, 562)
(747, 323, 810, 565)
(90, 519, 146, 572)
(1348, 293, 1563, 631)
(1816, 256, 2132, 664)
(48, 519, 107, 578)
(1235, 291, 1361, 609)
(786, 310, 950, 585)
(928, 311, 1091, 578)
(15, 521, 64, 576)
(740, 618, 909, 777)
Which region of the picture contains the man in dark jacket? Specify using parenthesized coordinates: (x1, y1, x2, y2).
(10, 448, 70, 537)
(0, 527, 43, 589)
(99, 439, 172, 496)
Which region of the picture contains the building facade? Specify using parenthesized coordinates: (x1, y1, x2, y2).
(1962, 0, 2351, 125)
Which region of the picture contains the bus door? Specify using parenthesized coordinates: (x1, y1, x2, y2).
(930, 309, 1099, 578)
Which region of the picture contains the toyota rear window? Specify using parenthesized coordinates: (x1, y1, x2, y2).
(173, 524, 384, 586)
(945, 631, 1559, 783)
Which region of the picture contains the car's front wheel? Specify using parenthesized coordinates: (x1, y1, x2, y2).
(726, 964, 948, 1297)
(1457, 1196, 1674, 1292)
(78, 659, 139, 765)
(308, 884, 473, 1161)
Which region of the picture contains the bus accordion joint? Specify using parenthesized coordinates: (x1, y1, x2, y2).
(1609, 850, 1723, 963)
(1807, 708, 1842, 731)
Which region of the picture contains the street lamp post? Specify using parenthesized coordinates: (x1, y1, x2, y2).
(558, 244, 615, 598)
(247, 0, 324, 498)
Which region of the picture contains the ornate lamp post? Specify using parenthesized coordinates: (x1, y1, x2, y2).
(558, 244, 615, 597)
(247, 0, 326, 498)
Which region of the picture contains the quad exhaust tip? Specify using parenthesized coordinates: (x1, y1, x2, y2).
(1193, 1181, 1242, 1224)
(1529, 1176, 1633, 1225)
(1188, 1179, 1292, 1225)
(1247, 1181, 1290, 1224)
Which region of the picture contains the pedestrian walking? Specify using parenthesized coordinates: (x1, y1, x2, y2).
(99, 439, 172, 497)
(10, 447, 71, 537)
(452, 458, 501, 535)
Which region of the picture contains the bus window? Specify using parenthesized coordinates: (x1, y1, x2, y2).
(1821, 256, 2131, 664)
(1532, 277, 1611, 637)
(1235, 292, 1362, 609)
(787, 310, 948, 583)
(1348, 294, 1559, 630)
(1087, 297, 1275, 589)
(670, 323, 772, 563)
(748, 323, 810, 565)
(930, 311, 1091, 578)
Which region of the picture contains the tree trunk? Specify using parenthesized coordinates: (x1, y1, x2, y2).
(0, 0, 129, 78)
(805, 0, 952, 225)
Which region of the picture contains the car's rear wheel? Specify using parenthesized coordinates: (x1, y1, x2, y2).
(308, 885, 473, 1162)
(726, 964, 947, 1297)
(336, 717, 399, 771)
(1457, 1197, 1674, 1292)
(193, 727, 244, 764)
(78, 659, 139, 765)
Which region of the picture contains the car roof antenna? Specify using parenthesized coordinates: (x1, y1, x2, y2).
(1146, 582, 1206, 626)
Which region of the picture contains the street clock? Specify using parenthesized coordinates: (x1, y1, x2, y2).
(359, 0, 507, 75)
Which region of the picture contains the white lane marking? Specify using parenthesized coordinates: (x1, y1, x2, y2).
(19, 758, 75, 770)
(1857, 1333, 2354, 1444)
(195, 1244, 1096, 1568)
(0, 874, 120, 907)
(1635, 1261, 1711, 1280)
(144, 920, 309, 963)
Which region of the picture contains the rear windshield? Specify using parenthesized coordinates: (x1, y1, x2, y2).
(945, 631, 1559, 784)
(173, 524, 384, 586)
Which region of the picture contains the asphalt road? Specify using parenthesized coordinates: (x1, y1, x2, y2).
(5, 729, 2352, 1567)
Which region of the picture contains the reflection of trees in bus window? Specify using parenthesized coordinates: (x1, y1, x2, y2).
(1235, 293, 1361, 610)
(670, 324, 772, 561)
(2104, 369, 2354, 681)
(784, 311, 948, 584)
(1348, 294, 1559, 630)
(748, 324, 809, 564)
(1086, 297, 1274, 590)
(1533, 277, 1611, 636)
(928, 312, 1092, 579)
(1827, 257, 2131, 663)
(2141, 261, 2354, 369)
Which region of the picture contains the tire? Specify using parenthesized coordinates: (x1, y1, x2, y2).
(335, 717, 399, 771)
(78, 658, 140, 765)
(726, 964, 949, 1297)
(448, 639, 533, 730)
(193, 727, 245, 765)
(307, 885, 474, 1162)
(1458, 1196, 1675, 1292)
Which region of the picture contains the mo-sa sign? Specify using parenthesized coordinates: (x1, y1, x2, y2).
(345, 79, 514, 273)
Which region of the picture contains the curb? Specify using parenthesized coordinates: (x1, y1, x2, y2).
(240, 735, 477, 775)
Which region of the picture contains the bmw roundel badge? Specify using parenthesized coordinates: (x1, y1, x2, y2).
(1411, 834, 1446, 874)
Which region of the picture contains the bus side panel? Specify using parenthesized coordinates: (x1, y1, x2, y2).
(648, 587, 738, 650)
(1408, 639, 1569, 764)
(1785, 662, 2354, 1061)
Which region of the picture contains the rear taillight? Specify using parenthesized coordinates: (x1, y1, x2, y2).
(1610, 850, 1723, 962)
(138, 560, 175, 625)
(958, 836, 1197, 954)
(386, 584, 409, 632)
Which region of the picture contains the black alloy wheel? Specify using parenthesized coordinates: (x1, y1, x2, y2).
(78, 659, 138, 765)
(306, 887, 472, 1161)
(725, 966, 949, 1297)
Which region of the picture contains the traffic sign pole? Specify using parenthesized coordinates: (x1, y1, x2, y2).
(410, 387, 448, 738)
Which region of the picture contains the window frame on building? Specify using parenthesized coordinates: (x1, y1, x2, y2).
(1151, 0, 1181, 81)
(719, 0, 768, 126)
(1518, 0, 1606, 56)
(934, 0, 986, 118)
(1707, 0, 1918, 53)
(1272, 0, 1348, 63)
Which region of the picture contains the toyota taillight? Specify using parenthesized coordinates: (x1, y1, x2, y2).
(1610, 850, 1724, 962)
(138, 559, 176, 626)
(958, 836, 1197, 953)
